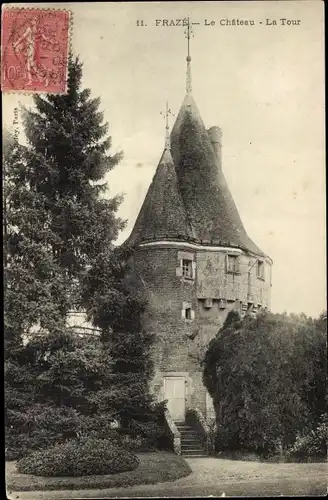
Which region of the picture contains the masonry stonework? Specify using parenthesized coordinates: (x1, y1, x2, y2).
(131, 242, 272, 419)
(124, 65, 272, 422)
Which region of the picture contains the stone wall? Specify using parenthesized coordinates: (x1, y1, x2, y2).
(196, 250, 271, 307)
(132, 242, 272, 416)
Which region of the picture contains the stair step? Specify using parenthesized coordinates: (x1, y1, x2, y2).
(174, 423, 206, 456)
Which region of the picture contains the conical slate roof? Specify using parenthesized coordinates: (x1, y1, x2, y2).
(170, 93, 265, 256)
(125, 147, 195, 246)
(125, 92, 266, 257)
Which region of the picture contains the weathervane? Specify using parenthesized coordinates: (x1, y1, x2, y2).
(160, 101, 174, 150)
(184, 17, 194, 94)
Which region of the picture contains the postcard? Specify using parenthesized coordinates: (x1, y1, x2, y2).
(3, 2, 326, 498)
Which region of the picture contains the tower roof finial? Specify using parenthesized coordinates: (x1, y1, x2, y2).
(160, 101, 174, 150)
(184, 17, 194, 94)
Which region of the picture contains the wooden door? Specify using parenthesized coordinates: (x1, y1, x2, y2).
(164, 377, 185, 422)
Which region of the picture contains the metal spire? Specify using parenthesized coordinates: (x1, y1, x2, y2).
(184, 17, 194, 94)
(160, 101, 174, 150)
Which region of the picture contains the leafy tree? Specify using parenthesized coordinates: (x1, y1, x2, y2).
(203, 310, 326, 456)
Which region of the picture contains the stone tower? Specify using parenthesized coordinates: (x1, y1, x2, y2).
(124, 31, 272, 422)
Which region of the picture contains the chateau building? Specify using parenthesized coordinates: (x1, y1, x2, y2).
(124, 29, 272, 424)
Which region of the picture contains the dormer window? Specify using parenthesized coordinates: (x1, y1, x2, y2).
(257, 260, 265, 280)
(226, 254, 240, 274)
(182, 259, 193, 279)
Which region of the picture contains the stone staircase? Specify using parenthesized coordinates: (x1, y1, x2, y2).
(175, 422, 208, 457)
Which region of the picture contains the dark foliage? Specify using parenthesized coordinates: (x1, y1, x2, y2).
(118, 434, 157, 452)
(5, 56, 124, 346)
(286, 414, 328, 462)
(4, 57, 125, 459)
(82, 245, 166, 443)
(17, 438, 139, 476)
(5, 57, 164, 461)
(203, 310, 327, 456)
(5, 404, 81, 460)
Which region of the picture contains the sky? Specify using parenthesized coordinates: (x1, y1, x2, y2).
(3, 1, 325, 317)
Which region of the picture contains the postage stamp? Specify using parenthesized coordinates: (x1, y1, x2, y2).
(1, 8, 70, 93)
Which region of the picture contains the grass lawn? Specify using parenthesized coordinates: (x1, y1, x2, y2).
(6, 451, 192, 492)
(185, 456, 328, 484)
(6, 457, 327, 498)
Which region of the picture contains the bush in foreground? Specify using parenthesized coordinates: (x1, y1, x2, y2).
(17, 438, 139, 477)
(8, 452, 191, 491)
(6, 403, 81, 461)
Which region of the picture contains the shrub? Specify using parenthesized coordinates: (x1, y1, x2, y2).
(119, 433, 155, 452)
(119, 401, 167, 450)
(128, 419, 164, 443)
(286, 415, 328, 462)
(5, 432, 35, 461)
(78, 414, 122, 441)
(17, 437, 140, 477)
(6, 405, 81, 460)
(203, 311, 326, 455)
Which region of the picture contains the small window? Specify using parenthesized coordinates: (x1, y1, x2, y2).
(182, 259, 193, 279)
(182, 302, 194, 321)
(257, 260, 265, 280)
(226, 254, 239, 273)
(185, 307, 192, 320)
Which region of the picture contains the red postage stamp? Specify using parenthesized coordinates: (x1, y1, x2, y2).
(1, 8, 70, 93)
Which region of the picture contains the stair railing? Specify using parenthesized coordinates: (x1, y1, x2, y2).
(164, 409, 181, 455)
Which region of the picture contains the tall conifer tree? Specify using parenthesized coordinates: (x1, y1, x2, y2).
(5, 57, 124, 347)
(4, 58, 125, 458)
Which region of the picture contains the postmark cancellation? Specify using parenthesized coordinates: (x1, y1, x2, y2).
(1, 7, 71, 94)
